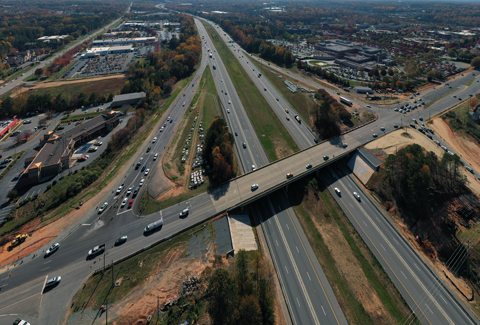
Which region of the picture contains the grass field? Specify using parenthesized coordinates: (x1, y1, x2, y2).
(253, 61, 316, 128)
(288, 174, 417, 324)
(21, 77, 126, 99)
(203, 23, 300, 161)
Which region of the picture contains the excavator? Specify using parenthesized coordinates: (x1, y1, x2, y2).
(9, 234, 28, 250)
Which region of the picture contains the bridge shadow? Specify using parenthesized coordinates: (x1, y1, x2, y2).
(207, 181, 230, 201)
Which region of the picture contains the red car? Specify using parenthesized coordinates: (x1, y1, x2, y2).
(128, 199, 134, 209)
(77, 156, 87, 162)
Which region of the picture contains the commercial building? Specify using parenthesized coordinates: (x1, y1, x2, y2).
(355, 86, 374, 94)
(110, 92, 146, 108)
(0, 117, 20, 137)
(18, 112, 120, 187)
(82, 45, 134, 58)
(91, 37, 155, 46)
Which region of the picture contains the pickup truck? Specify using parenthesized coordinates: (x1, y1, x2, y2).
(88, 244, 105, 257)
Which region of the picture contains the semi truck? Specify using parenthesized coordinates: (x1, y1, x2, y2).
(88, 244, 105, 257)
(339, 96, 353, 106)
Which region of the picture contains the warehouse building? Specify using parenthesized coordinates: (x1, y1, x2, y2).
(82, 45, 134, 58)
(355, 86, 374, 94)
(91, 37, 156, 46)
(110, 92, 146, 108)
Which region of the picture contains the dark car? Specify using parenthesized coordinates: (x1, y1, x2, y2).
(141, 165, 146, 172)
(146, 146, 151, 153)
(132, 187, 139, 198)
(115, 236, 128, 246)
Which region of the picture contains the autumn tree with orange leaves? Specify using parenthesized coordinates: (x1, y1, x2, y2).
(205, 118, 236, 183)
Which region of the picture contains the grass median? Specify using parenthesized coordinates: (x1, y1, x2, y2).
(203, 23, 299, 161)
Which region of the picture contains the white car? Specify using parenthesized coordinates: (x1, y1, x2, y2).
(13, 318, 31, 325)
(353, 192, 361, 201)
(252, 165, 256, 170)
(342, 143, 348, 148)
(179, 208, 189, 217)
(228, 100, 231, 104)
(227, 109, 230, 113)
(116, 184, 124, 195)
(45, 276, 61, 287)
(139, 178, 145, 187)
(334, 188, 341, 196)
(98, 202, 108, 213)
(121, 198, 128, 208)
(251, 184, 258, 190)
(153, 153, 158, 161)
(144, 168, 150, 176)
(152, 137, 157, 143)
(45, 243, 60, 256)
(126, 186, 133, 195)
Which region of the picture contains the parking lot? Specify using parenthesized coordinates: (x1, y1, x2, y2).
(75, 52, 134, 78)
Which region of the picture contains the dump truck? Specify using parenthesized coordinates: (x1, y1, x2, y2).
(88, 244, 105, 257)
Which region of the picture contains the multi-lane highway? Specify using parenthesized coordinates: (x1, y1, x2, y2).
(2, 13, 480, 325)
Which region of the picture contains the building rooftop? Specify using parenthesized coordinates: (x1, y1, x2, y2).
(112, 92, 146, 103)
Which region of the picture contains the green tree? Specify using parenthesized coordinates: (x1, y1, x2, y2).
(258, 278, 275, 325)
(206, 268, 236, 325)
(234, 295, 262, 325)
(236, 249, 253, 297)
(447, 49, 457, 59)
(315, 100, 341, 140)
(471, 56, 480, 69)
(34, 68, 43, 76)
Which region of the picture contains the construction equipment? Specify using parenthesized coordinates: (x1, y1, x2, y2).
(10, 234, 28, 248)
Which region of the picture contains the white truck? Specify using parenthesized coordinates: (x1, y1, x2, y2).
(88, 244, 105, 257)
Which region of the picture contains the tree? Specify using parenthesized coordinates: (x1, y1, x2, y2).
(447, 49, 457, 59)
(7, 189, 17, 201)
(471, 56, 480, 69)
(234, 295, 262, 325)
(258, 278, 275, 325)
(34, 68, 44, 76)
(236, 249, 253, 297)
(206, 269, 236, 325)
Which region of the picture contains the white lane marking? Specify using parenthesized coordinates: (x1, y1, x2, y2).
(425, 304, 433, 314)
(82, 223, 92, 226)
(297, 298, 301, 307)
(276, 240, 279, 247)
(18, 287, 35, 295)
(380, 244, 386, 251)
(401, 271, 407, 279)
(322, 306, 326, 316)
(286, 224, 289, 230)
(414, 263, 420, 270)
(307, 272, 311, 281)
(40, 267, 49, 272)
(0, 293, 40, 312)
(363, 221, 368, 227)
(296, 246, 299, 253)
(43, 260, 52, 264)
(285, 265, 289, 274)
(440, 295, 448, 304)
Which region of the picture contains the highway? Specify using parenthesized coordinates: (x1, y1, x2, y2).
(2, 15, 480, 325)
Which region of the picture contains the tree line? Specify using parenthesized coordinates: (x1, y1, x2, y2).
(205, 118, 236, 183)
(313, 89, 350, 140)
(205, 250, 275, 325)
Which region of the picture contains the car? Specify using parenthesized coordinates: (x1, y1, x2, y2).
(132, 187, 139, 198)
(45, 276, 61, 287)
(225, 92, 227, 95)
(183, 102, 185, 106)
(459, 97, 462, 101)
(276, 98, 279, 101)
(243, 142, 246, 148)
(179, 208, 189, 217)
(77, 156, 87, 162)
(306, 164, 312, 169)
(286, 173, 293, 179)
(147, 146, 151, 153)
(393, 124, 399, 128)
(139, 179, 145, 187)
(228, 100, 231, 104)
(323, 155, 329, 160)
(141, 165, 147, 172)
(115, 236, 128, 246)
(342, 143, 348, 148)
(121, 198, 128, 208)
(334, 188, 341, 196)
(98, 202, 108, 213)
(235, 132, 238, 136)
(264, 88, 267, 91)
(353, 192, 361, 201)
(94, 141, 103, 146)
(366, 105, 371, 108)
(251, 184, 258, 191)
(128, 199, 134, 208)
(183, 93, 185, 97)
(170, 119, 173, 123)
(227, 109, 230, 113)
(23, 120, 31, 124)
(380, 126, 385, 131)
(145, 168, 150, 176)
(116, 184, 124, 195)
(126, 186, 133, 195)
(394, 108, 399, 111)
(373, 133, 378, 138)
(153, 153, 158, 161)
(252, 165, 256, 170)
(152, 137, 157, 143)
(286, 116, 290, 120)
(13, 318, 31, 325)
(45, 243, 60, 256)
(419, 116, 423, 121)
